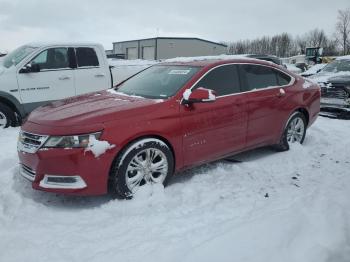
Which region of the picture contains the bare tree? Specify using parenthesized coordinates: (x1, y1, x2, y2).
(335, 8, 350, 55)
(308, 29, 328, 47)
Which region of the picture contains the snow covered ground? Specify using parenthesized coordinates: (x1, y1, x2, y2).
(1, 117, 350, 262)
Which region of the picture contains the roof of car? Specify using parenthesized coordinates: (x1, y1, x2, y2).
(159, 55, 278, 68)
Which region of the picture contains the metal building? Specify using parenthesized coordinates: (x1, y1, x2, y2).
(112, 37, 227, 60)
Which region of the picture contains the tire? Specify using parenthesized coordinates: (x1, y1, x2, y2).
(273, 112, 307, 152)
(0, 103, 16, 128)
(109, 138, 174, 199)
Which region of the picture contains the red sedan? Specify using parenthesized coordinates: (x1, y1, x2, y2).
(18, 58, 320, 198)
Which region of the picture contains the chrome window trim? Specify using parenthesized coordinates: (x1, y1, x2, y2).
(183, 62, 295, 100)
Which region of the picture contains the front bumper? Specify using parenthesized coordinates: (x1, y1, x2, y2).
(18, 146, 117, 196)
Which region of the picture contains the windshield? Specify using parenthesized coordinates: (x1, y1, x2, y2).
(116, 65, 201, 99)
(321, 59, 350, 73)
(3, 45, 38, 68)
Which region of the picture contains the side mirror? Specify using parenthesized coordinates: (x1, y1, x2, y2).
(182, 87, 216, 105)
(19, 63, 40, 73)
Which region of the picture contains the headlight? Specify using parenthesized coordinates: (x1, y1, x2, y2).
(43, 132, 102, 148)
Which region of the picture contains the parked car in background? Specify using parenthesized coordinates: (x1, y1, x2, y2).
(245, 54, 285, 67)
(18, 58, 320, 198)
(301, 63, 327, 77)
(284, 63, 303, 74)
(0, 42, 113, 128)
(308, 56, 350, 118)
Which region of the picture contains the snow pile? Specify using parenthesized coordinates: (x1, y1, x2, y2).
(1, 117, 350, 262)
(85, 135, 115, 158)
(164, 54, 255, 63)
(106, 88, 145, 99)
(183, 89, 192, 100)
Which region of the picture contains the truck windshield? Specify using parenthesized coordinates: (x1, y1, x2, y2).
(321, 59, 350, 73)
(116, 65, 201, 99)
(3, 45, 38, 68)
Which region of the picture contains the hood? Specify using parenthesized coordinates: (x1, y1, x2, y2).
(309, 71, 350, 84)
(27, 89, 164, 127)
(327, 75, 350, 85)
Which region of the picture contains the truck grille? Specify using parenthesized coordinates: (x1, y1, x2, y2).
(18, 131, 48, 153)
(20, 164, 36, 181)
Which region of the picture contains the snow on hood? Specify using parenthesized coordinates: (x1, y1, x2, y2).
(302, 64, 327, 76)
(309, 71, 350, 83)
(336, 55, 350, 61)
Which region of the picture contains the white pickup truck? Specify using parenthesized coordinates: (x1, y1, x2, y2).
(0, 42, 130, 128)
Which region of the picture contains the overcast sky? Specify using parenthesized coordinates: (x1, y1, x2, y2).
(0, 0, 349, 52)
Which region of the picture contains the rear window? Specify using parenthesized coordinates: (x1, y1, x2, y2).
(76, 47, 99, 67)
(241, 65, 278, 90)
(240, 65, 291, 91)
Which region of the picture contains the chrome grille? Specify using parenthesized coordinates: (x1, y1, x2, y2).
(19, 164, 36, 181)
(18, 131, 48, 153)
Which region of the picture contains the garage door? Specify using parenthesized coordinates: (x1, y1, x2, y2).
(142, 46, 155, 60)
(126, 47, 138, 60)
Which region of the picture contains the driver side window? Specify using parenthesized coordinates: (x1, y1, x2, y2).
(31, 48, 69, 70)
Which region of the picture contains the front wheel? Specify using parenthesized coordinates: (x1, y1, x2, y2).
(273, 112, 307, 152)
(109, 138, 174, 199)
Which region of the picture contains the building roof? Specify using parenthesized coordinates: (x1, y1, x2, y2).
(112, 37, 227, 47)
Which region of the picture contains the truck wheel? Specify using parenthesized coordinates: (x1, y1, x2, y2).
(0, 103, 16, 128)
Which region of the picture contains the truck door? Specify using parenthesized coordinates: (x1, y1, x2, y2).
(74, 47, 110, 95)
(17, 47, 75, 107)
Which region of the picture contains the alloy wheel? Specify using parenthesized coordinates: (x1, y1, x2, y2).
(286, 116, 305, 143)
(125, 148, 168, 193)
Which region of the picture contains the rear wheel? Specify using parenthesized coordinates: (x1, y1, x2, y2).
(0, 103, 16, 128)
(273, 112, 306, 152)
(109, 138, 174, 199)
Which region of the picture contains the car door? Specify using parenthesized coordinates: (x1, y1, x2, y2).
(74, 47, 110, 94)
(239, 64, 293, 147)
(17, 47, 75, 106)
(180, 64, 248, 167)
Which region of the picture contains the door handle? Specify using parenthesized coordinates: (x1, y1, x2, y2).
(95, 73, 105, 78)
(276, 88, 286, 98)
(58, 76, 71, 80)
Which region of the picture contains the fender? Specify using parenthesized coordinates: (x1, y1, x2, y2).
(0, 91, 26, 118)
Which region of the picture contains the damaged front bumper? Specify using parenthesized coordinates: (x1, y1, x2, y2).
(320, 84, 350, 119)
